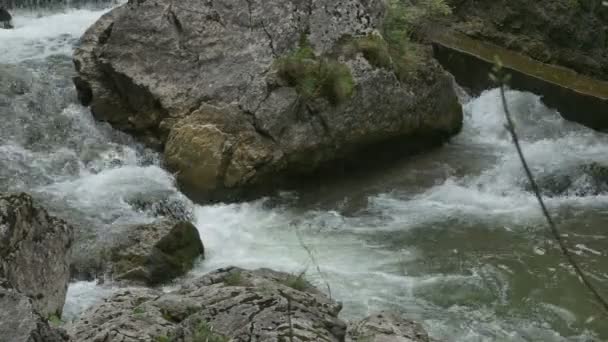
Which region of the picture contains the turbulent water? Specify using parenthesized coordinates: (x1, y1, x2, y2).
(1, 5, 607, 342)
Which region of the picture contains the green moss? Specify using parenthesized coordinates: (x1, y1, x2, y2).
(276, 38, 355, 105)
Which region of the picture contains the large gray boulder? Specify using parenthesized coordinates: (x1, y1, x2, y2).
(0, 193, 74, 317)
(70, 267, 348, 342)
(74, 0, 463, 201)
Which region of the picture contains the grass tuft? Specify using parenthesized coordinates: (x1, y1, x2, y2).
(276, 38, 355, 105)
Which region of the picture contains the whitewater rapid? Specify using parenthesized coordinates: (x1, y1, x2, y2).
(1, 5, 607, 342)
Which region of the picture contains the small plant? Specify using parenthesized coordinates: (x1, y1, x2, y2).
(380, 0, 451, 79)
(155, 336, 172, 342)
(192, 322, 230, 342)
(133, 306, 146, 316)
(276, 37, 355, 105)
(283, 272, 309, 291)
(48, 314, 63, 327)
(224, 271, 246, 287)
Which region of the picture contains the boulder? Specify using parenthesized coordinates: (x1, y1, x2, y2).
(0, 7, 13, 29)
(107, 219, 204, 285)
(70, 267, 348, 342)
(0, 193, 74, 317)
(346, 311, 431, 342)
(0, 286, 69, 342)
(74, 0, 463, 201)
(524, 162, 608, 197)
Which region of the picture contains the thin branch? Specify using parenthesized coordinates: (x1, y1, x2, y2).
(498, 83, 608, 315)
(294, 224, 332, 300)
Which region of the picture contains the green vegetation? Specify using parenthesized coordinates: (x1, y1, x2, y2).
(192, 322, 230, 342)
(224, 270, 246, 286)
(282, 272, 309, 291)
(276, 38, 355, 105)
(155, 336, 172, 342)
(48, 314, 63, 327)
(337, 0, 451, 81)
(133, 306, 146, 317)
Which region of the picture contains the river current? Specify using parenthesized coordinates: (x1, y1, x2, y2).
(1, 4, 607, 341)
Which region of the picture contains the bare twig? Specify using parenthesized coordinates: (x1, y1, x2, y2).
(495, 71, 608, 315)
(294, 224, 332, 299)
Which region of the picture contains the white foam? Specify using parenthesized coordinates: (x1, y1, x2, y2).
(0, 8, 111, 63)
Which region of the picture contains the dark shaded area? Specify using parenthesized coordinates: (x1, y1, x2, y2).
(0, 7, 13, 29)
(446, 0, 608, 81)
(432, 34, 608, 132)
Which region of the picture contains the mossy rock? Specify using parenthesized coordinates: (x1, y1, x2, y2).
(111, 220, 205, 285)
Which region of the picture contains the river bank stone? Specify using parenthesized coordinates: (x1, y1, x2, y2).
(0, 192, 74, 317)
(0, 286, 69, 342)
(347, 311, 431, 342)
(70, 218, 204, 285)
(69, 267, 348, 342)
(73, 0, 463, 202)
(108, 219, 204, 285)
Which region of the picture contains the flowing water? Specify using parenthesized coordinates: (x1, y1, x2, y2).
(1, 5, 607, 342)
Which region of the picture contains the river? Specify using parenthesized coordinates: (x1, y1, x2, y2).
(1, 4, 607, 341)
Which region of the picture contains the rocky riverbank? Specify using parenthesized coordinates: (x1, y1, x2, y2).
(0, 191, 433, 342)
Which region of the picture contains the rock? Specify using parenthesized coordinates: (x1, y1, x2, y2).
(446, 0, 608, 82)
(70, 267, 348, 342)
(126, 191, 194, 222)
(525, 162, 608, 197)
(74, 0, 463, 201)
(0, 193, 74, 317)
(0, 7, 13, 29)
(108, 219, 204, 285)
(346, 311, 430, 342)
(0, 286, 69, 342)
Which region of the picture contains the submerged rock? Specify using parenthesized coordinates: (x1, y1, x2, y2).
(70, 267, 348, 342)
(73, 0, 463, 202)
(524, 162, 608, 197)
(0, 193, 74, 317)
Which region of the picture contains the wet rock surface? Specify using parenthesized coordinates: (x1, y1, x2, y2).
(108, 219, 204, 285)
(347, 311, 431, 342)
(70, 267, 348, 342)
(73, 0, 463, 201)
(0, 286, 69, 342)
(0, 192, 74, 317)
